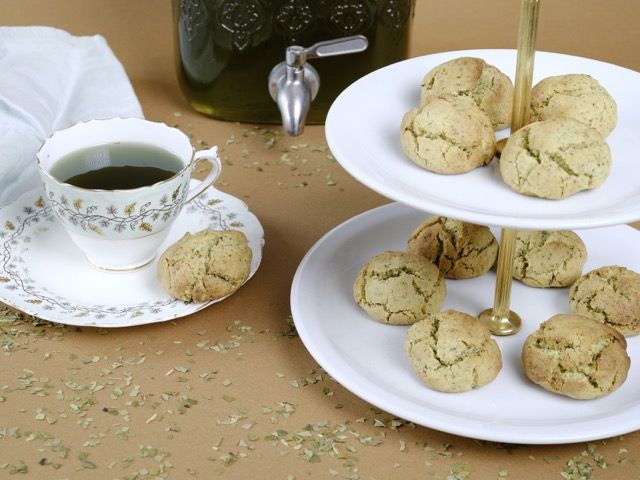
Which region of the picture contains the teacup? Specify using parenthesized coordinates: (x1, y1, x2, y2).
(37, 117, 221, 271)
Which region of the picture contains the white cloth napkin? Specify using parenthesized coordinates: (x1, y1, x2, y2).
(0, 26, 144, 206)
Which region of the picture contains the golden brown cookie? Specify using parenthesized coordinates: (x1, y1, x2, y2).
(530, 74, 617, 137)
(522, 314, 629, 399)
(420, 56, 514, 130)
(407, 216, 498, 279)
(513, 230, 587, 287)
(499, 118, 611, 199)
(401, 95, 496, 174)
(157, 229, 252, 302)
(353, 251, 446, 325)
(569, 266, 640, 336)
(405, 310, 502, 392)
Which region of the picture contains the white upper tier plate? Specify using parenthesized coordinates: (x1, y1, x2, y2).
(326, 49, 640, 229)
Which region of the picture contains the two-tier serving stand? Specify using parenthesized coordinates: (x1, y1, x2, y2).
(291, 0, 640, 443)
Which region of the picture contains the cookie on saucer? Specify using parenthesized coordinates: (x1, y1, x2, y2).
(157, 229, 252, 303)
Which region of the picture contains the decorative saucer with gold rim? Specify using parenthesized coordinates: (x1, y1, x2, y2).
(0, 184, 264, 327)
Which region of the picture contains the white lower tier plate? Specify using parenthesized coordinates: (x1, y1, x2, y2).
(0, 185, 264, 327)
(290, 203, 640, 444)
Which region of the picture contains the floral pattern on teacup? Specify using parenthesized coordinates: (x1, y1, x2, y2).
(45, 185, 185, 236)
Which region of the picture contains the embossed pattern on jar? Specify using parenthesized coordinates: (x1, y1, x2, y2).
(173, 0, 415, 123)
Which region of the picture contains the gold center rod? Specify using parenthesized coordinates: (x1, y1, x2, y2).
(511, 0, 541, 132)
(480, 0, 540, 336)
(492, 228, 518, 319)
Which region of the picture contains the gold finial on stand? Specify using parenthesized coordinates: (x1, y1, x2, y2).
(479, 0, 541, 336)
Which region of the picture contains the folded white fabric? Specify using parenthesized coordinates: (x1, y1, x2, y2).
(0, 26, 144, 206)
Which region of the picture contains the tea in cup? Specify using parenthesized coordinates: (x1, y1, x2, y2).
(37, 117, 221, 271)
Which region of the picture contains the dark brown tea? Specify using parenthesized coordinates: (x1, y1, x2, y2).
(50, 142, 184, 190)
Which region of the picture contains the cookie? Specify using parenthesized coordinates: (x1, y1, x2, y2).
(407, 216, 498, 279)
(513, 230, 587, 287)
(499, 118, 611, 199)
(157, 229, 252, 303)
(530, 74, 617, 137)
(522, 314, 629, 399)
(405, 310, 502, 392)
(353, 251, 446, 325)
(420, 56, 514, 130)
(569, 266, 640, 336)
(401, 95, 496, 174)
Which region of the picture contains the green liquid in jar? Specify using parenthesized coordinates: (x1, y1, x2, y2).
(173, 0, 415, 124)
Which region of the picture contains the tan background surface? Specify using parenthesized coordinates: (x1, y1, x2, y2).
(2, 1, 640, 478)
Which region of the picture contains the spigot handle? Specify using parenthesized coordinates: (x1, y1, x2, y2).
(285, 35, 369, 68)
(305, 35, 369, 59)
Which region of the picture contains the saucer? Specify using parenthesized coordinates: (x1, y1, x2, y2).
(0, 185, 264, 327)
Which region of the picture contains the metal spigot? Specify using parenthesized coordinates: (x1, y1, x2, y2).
(268, 35, 368, 136)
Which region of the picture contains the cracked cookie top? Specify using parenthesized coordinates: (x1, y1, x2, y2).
(420, 56, 514, 130)
(522, 314, 629, 399)
(531, 74, 617, 137)
(407, 216, 498, 279)
(401, 95, 496, 174)
(157, 229, 252, 303)
(353, 250, 446, 325)
(513, 230, 587, 288)
(404, 309, 502, 393)
(499, 118, 611, 199)
(569, 265, 640, 336)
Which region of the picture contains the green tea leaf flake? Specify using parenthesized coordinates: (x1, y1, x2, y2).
(447, 462, 472, 480)
(220, 452, 238, 465)
(116, 427, 133, 440)
(5, 462, 28, 474)
(216, 411, 246, 426)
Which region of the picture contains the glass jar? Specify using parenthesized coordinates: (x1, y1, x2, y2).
(173, 0, 415, 124)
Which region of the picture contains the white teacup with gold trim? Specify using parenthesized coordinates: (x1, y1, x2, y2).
(37, 117, 221, 271)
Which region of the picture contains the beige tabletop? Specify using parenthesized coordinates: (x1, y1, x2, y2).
(2, 1, 640, 478)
